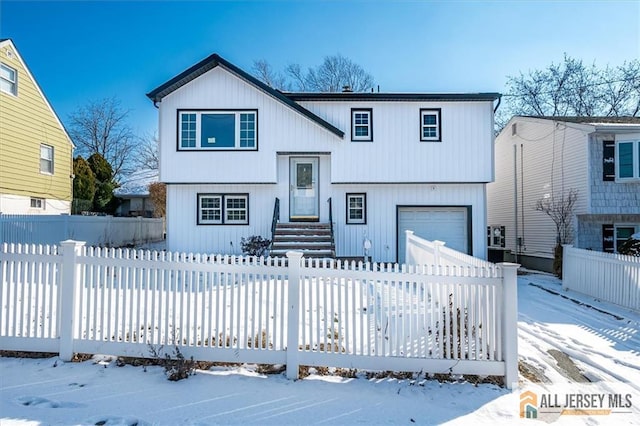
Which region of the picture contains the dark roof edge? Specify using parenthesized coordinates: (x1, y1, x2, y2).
(146, 54, 344, 138)
(287, 92, 502, 102)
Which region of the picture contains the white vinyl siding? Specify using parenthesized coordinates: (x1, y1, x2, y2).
(487, 118, 590, 260)
(168, 182, 487, 261)
(158, 67, 495, 184)
(0, 62, 17, 95)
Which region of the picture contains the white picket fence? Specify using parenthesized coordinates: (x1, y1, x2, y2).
(563, 245, 640, 312)
(405, 230, 495, 269)
(0, 237, 519, 388)
(0, 214, 164, 246)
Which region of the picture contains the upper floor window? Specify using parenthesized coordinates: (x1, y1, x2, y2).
(616, 140, 640, 181)
(420, 108, 441, 142)
(351, 109, 372, 141)
(197, 193, 249, 225)
(346, 193, 366, 224)
(40, 144, 54, 174)
(178, 110, 257, 151)
(0, 63, 17, 95)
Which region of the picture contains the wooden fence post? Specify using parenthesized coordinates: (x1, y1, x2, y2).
(286, 250, 304, 380)
(59, 240, 85, 361)
(498, 262, 520, 389)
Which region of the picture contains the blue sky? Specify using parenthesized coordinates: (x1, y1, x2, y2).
(1, 0, 639, 138)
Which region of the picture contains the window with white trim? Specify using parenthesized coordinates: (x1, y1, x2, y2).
(420, 108, 441, 142)
(351, 109, 372, 141)
(0, 63, 17, 95)
(346, 193, 366, 224)
(40, 144, 54, 174)
(179, 110, 257, 150)
(30, 197, 45, 209)
(615, 224, 638, 253)
(616, 140, 640, 181)
(198, 194, 248, 225)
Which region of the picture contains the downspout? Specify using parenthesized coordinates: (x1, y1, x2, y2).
(493, 95, 502, 113)
(514, 144, 518, 263)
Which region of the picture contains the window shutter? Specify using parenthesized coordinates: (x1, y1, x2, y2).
(603, 140, 615, 181)
(602, 224, 615, 252)
(487, 226, 491, 246)
(500, 226, 506, 248)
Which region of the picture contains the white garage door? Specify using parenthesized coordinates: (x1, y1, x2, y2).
(397, 207, 469, 263)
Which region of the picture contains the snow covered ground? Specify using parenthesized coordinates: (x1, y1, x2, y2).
(1, 272, 639, 425)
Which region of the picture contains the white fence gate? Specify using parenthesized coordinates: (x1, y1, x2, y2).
(0, 214, 164, 246)
(563, 245, 640, 312)
(0, 236, 519, 388)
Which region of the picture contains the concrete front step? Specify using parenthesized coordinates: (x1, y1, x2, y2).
(272, 222, 335, 258)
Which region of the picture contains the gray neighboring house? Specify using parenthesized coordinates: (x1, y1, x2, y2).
(487, 116, 640, 272)
(114, 169, 158, 217)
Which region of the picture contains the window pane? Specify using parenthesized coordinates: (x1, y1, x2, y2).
(619, 142, 634, 178)
(423, 128, 436, 138)
(180, 114, 196, 148)
(423, 114, 436, 125)
(350, 209, 363, 220)
(239, 113, 256, 148)
(297, 163, 313, 188)
(355, 126, 369, 137)
(201, 114, 235, 148)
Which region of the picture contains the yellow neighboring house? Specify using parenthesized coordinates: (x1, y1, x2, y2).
(0, 39, 73, 214)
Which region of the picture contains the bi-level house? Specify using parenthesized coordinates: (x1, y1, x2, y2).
(488, 116, 640, 272)
(147, 53, 500, 262)
(0, 39, 73, 214)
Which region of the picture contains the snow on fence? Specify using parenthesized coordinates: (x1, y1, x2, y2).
(0, 238, 519, 388)
(563, 245, 640, 312)
(0, 214, 164, 246)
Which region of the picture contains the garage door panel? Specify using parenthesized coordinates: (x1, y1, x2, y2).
(398, 207, 469, 263)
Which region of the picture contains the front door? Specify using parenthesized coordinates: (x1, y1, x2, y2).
(290, 157, 319, 221)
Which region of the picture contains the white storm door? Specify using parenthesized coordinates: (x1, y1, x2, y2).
(290, 157, 319, 220)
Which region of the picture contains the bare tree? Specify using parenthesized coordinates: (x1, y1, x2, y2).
(503, 55, 640, 119)
(535, 189, 578, 277)
(136, 132, 159, 171)
(252, 59, 289, 91)
(253, 54, 375, 93)
(535, 189, 578, 245)
(68, 97, 136, 180)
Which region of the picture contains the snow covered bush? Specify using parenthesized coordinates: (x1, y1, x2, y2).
(240, 236, 271, 256)
(618, 233, 640, 256)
